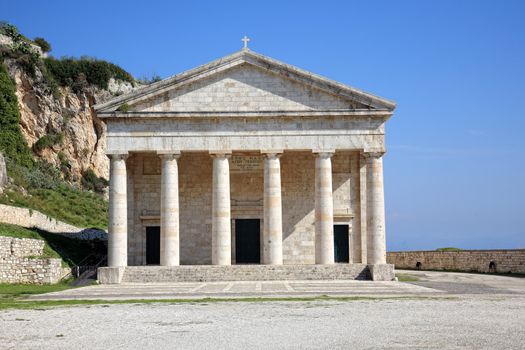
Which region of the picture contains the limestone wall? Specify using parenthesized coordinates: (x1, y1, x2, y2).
(127, 150, 360, 266)
(387, 250, 525, 274)
(0, 204, 107, 240)
(0, 236, 64, 283)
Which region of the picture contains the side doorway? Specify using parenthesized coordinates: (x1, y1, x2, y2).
(146, 226, 160, 265)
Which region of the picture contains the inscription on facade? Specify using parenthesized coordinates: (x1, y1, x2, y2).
(230, 155, 263, 173)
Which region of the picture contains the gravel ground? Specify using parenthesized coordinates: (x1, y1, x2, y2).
(1, 296, 525, 350)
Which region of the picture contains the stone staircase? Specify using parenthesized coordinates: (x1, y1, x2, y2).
(121, 264, 371, 283)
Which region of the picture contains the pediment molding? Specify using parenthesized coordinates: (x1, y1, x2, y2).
(95, 49, 396, 115)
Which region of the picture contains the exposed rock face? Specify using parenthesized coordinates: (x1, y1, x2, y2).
(4, 60, 134, 180)
(0, 153, 6, 190)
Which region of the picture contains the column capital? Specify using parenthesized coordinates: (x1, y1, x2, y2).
(261, 150, 283, 159)
(209, 151, 232, 158)
(361, 151, 385, 160)
(157, 151, 181, 160)
(313, 150, 334, 158)
(106, 153, 128, 161)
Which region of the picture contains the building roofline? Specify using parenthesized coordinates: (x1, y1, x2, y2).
(94, 49, 396, 113)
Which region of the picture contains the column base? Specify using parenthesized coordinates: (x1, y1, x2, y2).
(368, 264, 395, 281)
(97, 267, 125, 284)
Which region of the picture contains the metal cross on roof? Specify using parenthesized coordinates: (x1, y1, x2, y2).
(241, 35, 250, 49)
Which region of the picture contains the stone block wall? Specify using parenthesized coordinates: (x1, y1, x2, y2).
(133, 64, 365, 113)
(0, 235, 43, 258)
(387, 250, 525, 274)
(128, 150, 360, 266)
(0, 236, 64, 283)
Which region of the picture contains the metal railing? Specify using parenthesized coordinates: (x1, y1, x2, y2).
(70, 254, 107, 280)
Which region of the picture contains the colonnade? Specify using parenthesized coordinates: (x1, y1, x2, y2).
(106, 151, 386, 267)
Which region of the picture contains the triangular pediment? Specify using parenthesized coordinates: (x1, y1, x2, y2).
(95, 49, 395, 115)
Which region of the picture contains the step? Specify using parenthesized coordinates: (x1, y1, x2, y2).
(120, 264, 372, 283)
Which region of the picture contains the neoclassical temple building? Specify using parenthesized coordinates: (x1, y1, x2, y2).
(95, 46, 396, 283)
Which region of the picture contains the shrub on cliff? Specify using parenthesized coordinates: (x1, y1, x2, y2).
(81, 169, 109, 193)
(32, 132, 64, 153)
(44, 56, 134, 90)
(33, 37, 51, 53)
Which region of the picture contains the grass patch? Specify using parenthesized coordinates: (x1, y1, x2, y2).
(0, 223, 104, 267)
(0, 295, 453, 311)
(0, 185, 108, 229)
(436, 247, 462, 252)
(0, 280, 74, 298)
(396, 273, 420, 282)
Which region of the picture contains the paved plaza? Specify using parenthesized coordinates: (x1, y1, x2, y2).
(2, 271, 525, 349)
(29, 278, 440, 301)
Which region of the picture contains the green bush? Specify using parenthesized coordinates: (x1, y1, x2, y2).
(44, 56, 134, 90)
(33, 132, 64, 152)
(81, 169, 109, 193)
(0, 63, 33, 168)
(5, 158, 62, 190)
(33, 37, 51, 53)
(116, 103, 130, 112)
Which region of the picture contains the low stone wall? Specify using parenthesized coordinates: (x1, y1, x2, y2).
(387, 250, 525, 274)
(0, 235, 43, 258)
(0, 236, 64, 283)
(0, 204, 107, 240)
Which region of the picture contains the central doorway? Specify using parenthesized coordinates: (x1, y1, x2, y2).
(235, 219, 260, 264)
(146, 226, 160, 265)
(334, 224, 350, 263)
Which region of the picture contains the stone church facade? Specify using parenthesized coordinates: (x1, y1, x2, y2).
(95, 48, 396, 282)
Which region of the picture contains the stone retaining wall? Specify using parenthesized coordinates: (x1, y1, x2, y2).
(0, 236, 64, 283)
(387, 250, 525, 274)
(0, 204, 107, 240)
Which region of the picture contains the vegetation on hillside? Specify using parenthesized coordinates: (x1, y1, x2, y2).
(44, 56, 134, 90)
(0, 23, 116, 229)
(0, 159, 108, 229)
(0, 223, 103, 267)
(1, 22, 135, 93)
(0, 63, 34, 168)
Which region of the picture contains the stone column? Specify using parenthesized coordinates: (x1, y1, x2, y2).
(108, 154, 128, 267)
(211, 152, 231, 265)
(159, 152, 180, 266)
(262, 152, 283, 265)
(365, 152, 387, 265)
(314, 151, 334, 264)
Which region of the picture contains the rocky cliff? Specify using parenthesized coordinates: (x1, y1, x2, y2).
(0, 27, 137, 182)
(5, 59, 134, 180)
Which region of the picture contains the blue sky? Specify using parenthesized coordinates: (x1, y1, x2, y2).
(3, 0, 524, 250)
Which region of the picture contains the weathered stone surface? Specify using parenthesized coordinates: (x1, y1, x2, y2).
(117, 264, 371, 283)
(0, 236, 64, 283)
(388, 250, 525, 274)
(0, 153, 7, 189)
(369, 264, 395, 281)
(2, 59, 138, 182)
(97, 266, 125, 284)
